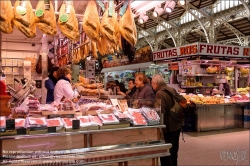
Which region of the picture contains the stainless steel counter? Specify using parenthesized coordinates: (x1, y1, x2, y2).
(195, 102, 249, 132)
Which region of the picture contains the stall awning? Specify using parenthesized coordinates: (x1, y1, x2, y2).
(101, 62, 153, 73)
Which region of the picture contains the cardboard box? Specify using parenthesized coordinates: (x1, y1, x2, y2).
(18, 60, 23, 67)
(5, 59, 12, 66)
(12, 59, 18, 66)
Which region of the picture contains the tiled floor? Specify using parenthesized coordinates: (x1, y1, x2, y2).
(178, 128, 250, 166)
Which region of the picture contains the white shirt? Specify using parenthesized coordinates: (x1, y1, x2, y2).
(41, 77, 49, 104)
(54, 79, 78, 103)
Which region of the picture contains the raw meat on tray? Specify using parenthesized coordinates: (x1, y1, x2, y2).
(98, 113, 119, 124)
(62, 118, 74, 128)
(88, 115, 103, 126)
(76, 116, 92, 127)
(46, 118, 63, 127)
(131, 111, 147, 125)
(15, 119, 26, 128)
(28, 117, 47, 126)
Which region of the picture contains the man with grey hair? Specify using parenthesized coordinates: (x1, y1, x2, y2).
(151, 74, 182, 166)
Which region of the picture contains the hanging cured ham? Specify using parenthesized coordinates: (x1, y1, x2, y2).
(13, 0, 36, 38)
(82, 0, 100, 42)
(100, 5, 117, 45)
(0, 0, 14, 34)
(35, 0, 57, 36)
(58, 2, 79, 41)
(119, 4, 137, 46)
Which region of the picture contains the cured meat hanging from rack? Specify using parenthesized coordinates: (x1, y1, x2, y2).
(35, 0, 57, 36)
(57, 54, 68, 67)
(119, 3, 137, 46)
(82, 0, 100, 42)
(97, 36, 107, 56)
(91, 41, 98, 59)
(58, 2, 79, 41)
(13, 0, 36, 38)
(100, 4, 117, 45)
(36, 55, 42, 74)
(121, 36, 135, 63)
(0, 0, 14, 34)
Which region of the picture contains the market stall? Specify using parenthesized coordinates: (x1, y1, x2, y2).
(153, 42, 250, 131)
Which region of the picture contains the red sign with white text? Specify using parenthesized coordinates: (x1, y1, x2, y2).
(153, 42, 250, 61)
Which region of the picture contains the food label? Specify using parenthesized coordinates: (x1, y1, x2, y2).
(47, 127, 56, 133)
(17, 128, 27, 135)
(59, 14, 69, 23)
(16, 6, 26, 15)
(35, 9, 44, 17)
(72, 120, 80, 130)
(6, 119, 15, 130)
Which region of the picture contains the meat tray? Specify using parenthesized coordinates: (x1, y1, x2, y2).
(98, 113, 120, 125)
(27, 117, 47, 127)
(130, 111, 147, 126)
(46, 118, 63, 127)
(76, 116, 92, 127)
(88, 115, 103, 126)
(0, 116, 6, 128)
(15, 118, 26, 128)
(62, 118, 75, 129)
(141, 108, 160, 125)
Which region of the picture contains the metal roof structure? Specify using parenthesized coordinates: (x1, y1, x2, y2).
(134, 0, 250, 51)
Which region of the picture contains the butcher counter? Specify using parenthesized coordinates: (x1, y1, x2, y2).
(0, 125, 170, 166)
(194, 101, 250, 132)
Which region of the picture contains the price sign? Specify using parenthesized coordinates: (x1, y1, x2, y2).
(72, 120, 80, 130)
(6, 119, 15, 130)
(17, 128, 27, 135)
(47, 127, 57, 133)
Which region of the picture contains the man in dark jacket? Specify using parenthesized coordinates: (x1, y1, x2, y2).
(42, 66, 59, 104)
(152, 74, 181, 166)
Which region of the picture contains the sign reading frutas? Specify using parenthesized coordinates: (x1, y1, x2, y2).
(153, 42, 250, 61)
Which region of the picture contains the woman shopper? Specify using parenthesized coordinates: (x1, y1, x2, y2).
(42, 66, 59, 104)
(132, 73, 155, 108)
(54, 67, 79, 103)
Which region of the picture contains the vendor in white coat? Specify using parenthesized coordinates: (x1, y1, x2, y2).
(54, 67, 79, 103)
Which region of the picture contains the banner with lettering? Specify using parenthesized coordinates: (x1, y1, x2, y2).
(153, 42, 250, 61)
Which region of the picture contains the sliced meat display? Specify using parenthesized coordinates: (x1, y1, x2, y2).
(0, 119, 5, 128)
(82, 0, 100, 42)
(13, 0, 36, 38)
(62, 118, 73, 128)
(78, 116, 90, 123)
(58, 2, 79, 41)
(88, 115, 103, 126)
(0, 0, 14, 34)
(119, 4, 137, 46)
(28, 117, 47, 125)
(35, 0, 57, 36)
(46, 119, 62, 127)
(131, 111, 147, 125)
(98, 114, 119, 125)
(15, 119, 26, 128)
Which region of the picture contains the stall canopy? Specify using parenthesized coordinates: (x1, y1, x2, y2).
(153, 42, 250, 61)
(101, 62, 153, 73)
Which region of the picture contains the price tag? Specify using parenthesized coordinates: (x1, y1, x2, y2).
(17, 128, 27, 135)
(16, 6, 26, 15)
(35, 9, 44, 17)
(6, 119, 15, 130)
(197, 94, 204, 97)
(47, 127, 57, 133)
(72, 120, 80, 130)
(60, 14, 69, 23)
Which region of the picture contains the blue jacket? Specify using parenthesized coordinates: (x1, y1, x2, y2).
(45, 78, 56, 103)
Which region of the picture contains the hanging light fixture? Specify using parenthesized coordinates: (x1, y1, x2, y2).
(165, 1, 176, 13)
(153, 5, 164, 17)
(178, 0, 186, 6)
(138, 13, 149, 24)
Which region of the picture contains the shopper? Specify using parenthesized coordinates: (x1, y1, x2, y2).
(132, 73, 155, 108)
(54, 67, 79, 103)
(118, 79, 137, 98)
(151, 74, 181, 166)
(219, 79, 232, 96)
(42, 66, 59, 104)
(116, 82, 127, 94)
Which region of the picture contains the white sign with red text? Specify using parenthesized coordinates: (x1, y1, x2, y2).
(153, 42, 250, 61)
